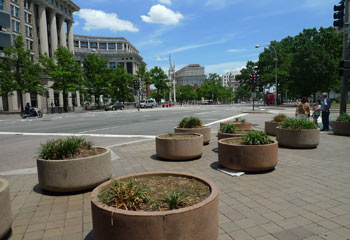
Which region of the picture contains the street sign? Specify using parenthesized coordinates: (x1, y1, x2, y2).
(252, 92, 257, 98)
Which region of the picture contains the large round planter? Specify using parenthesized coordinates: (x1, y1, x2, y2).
(174, 126, 211, 145)
(220, 121, 252, 130)
(156, 133, 203, 160)
(333, 121, 350, 136)
(265, 121, 280, 136)
(218, 138, 278, 172)
(217, 132, 245, 140)
(37, 147, 112, 192)
(0, 178, 12, 239)
(276, 128, 320, 149)
(91, 172, 219, 240)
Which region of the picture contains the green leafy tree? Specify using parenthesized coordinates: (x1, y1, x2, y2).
(234, 85, 251, 102)
(40, 46, 82, 112)
(2, 36, 43, 110)
(82, 54, 109, 107)
(109, 66, 134, 102)
(135, 64, 151, 97)
(149, 66, 169, 103)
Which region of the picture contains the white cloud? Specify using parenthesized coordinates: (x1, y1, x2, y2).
(158, 0, 171, 5)
(141, 4, 183, 25)
(73, 21, 79, 26)
(227, 48, 246, 53)
(75, 9, 139, 32)
(204, 0, 242, 10)
(205, 61, 246, 75)
(162, 39, 227, 55)
(155, 56, 168, 61)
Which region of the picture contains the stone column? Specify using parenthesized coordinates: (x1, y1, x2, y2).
(68, 92, 73, 108)
(37, 94, 42, 110)
(67, 21, 74, 53)
(76, 91, 81, 107)
(23, 93, 31, 107)
(38, 5, 49, 54)
(91, 95, 95, 106)
(59, 92, 64, 107)
(0, 96, 3, 111)
(49, 11, 58, 55)
(58, 16, 67, 47)
(9, 91, 19, 111)
(48, 81, 54, 106)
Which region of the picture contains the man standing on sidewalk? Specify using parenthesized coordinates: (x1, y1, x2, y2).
(321, 92, 331, 131)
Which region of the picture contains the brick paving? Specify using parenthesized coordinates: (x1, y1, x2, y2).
(2, 115, 350, 240)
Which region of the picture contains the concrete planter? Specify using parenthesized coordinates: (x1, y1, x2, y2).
(0, 178, 12, 239)
(174, 126, 211, 145)
(333, 121, 350, 136)
(276, 128, 320, 149)
(37, 148, 112, 192)
(218, 138, 278, 172)
(156, 133, 203, 160)
(217, 132, 245, 140)
(91, 172, 219, 240)
(220, 121, 252, 130)
(265, 121, 280, 136)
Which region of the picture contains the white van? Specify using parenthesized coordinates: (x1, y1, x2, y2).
(140, 99, 157, 108)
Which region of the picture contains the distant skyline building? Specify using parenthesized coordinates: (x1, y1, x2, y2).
(0, 0, 80, 112)
(175, 64, 206, 87)
(74, 34, 145, 75)
(222, 71, 241, 90)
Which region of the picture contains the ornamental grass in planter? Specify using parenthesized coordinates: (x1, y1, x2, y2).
(0, 178, 12, 239)
(218, 130, 278, 172)
(276, 118, 320, 149)
(333, 113, 350, 136)
(218, 123, 248, 140)
(91, 172, 219, 240)
(220, 117, 252, 130)
(265, 114, 287, 136)
(37, 137, 112, 192)
(174, 116, 211, 144)
(156, 133, 203, 160)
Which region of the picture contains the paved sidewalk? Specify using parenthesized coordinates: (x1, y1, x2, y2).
(2, 116, 350, 240)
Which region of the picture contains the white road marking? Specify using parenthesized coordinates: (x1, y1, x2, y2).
(204, 113, 248, 126)
(0, 132, 156, 139)
(107, 139, 153, 148)
(78, 126, 120, 134)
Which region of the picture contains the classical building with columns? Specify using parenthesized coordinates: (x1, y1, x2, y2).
(0, 0, 80, 112)
(74, 34, 144, 75)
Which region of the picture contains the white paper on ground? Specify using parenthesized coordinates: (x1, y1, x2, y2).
(217, 167, 244, 177)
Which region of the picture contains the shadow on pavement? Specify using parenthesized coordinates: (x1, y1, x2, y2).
(210, 161, 276, 175)
(150, 154, 202, 162)
(212, 147, 218, 153)
(84, 231, 93, 240)
(32, 184, 92, 197)
(0, 229, 12, 240)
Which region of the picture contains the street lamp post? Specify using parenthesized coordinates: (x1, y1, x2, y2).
(255, 44, 278, 106)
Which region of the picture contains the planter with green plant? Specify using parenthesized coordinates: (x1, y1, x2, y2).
(276, 118, 320, 148)
(265, 114, 287, 136)
(218, 123, 248, 140)
(37, 137, 112, 192)
(174, 117, 211, 144)
(156, 133, 203, 160)
(220, 117, 252, 130)
(91, 172, 219, 240)
(218, 130, 278, 172)
(0, 178, 12, 239)
(333, 113, 350, 136)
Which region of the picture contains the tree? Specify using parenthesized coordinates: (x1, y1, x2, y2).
(135, 64, 150, 97)
(82, 54, 109, 107)
(149, 66, 169, 104)
(2, 36, 43, 110)
(40, 46, 82, 112)
(109, 66, 134, 103)
(234, 85, 251, 102)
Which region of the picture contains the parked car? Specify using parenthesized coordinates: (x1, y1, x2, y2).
(140, 99, 157, 108)
(105, 102, 124, 111)
(162, 101, 174, 107)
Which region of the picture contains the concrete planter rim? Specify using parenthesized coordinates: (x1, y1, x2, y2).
(219, 138, 278, 147)
(0, 178, 9, 193)
(91, 171, 218, 216)
(37, 147, 109, 162)
(174, 126, 210, 130)
(156, 133, 203, 141)
(276, 127, 320, 132)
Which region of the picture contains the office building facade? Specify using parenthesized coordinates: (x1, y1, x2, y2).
(175, 64, 206, 87)
(222, 71, 241, 90)
(0, 0, 79, 112)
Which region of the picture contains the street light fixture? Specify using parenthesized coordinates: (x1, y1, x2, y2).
(255, 44, 278, 106)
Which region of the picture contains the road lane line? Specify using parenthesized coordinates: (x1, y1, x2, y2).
(0, 132, 156, 139)
(107, 139, 153, 148)
(204, 113, 248, 126)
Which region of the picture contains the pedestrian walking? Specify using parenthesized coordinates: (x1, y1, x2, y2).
(296, 97, 310, 119)
(321, 92, 331, 131)
(312, 100, 321, 127)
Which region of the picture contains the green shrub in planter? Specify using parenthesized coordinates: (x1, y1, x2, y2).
(336, 113, 350, 122)
(39, 137, 92, 160)
(273, 114, 287, 122)
(242, 130, 273, 145)
(279, 118, 317, 130)
(220, 124, 238, 134)
(234, 117, 246, 123)
(178, 117, 202, 128)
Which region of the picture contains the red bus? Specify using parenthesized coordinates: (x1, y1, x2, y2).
(265, 92, 275, 105)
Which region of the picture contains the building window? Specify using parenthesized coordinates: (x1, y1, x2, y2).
(0, 0, 3, 10)
(117, 43, 123, 49)
(24, 12, 32, 24)
(108, 43, 116, 49)
(12, 20, 20, 32)
(90, 42, 97, 49)
(74, 40, 79, 47)
(99, 43, 107, 49)
(11, 5, 19, 18)
(50, 0, 53, 5)
(25, 26, 32, 37)
(80, 41, 88, 48)
(24, 0, 31, 10)
(12, 34, 17, 44)
(109, 62, 116, 68)
(12, 0, 18, 3)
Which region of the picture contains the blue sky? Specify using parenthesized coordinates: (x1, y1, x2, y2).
(72, 0, 338, 75)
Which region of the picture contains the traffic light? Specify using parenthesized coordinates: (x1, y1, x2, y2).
(333, 1, 345, 29)
(136, 81, 141, 89)
(133, 80, 137, 90)
(339, 60, 350, 77)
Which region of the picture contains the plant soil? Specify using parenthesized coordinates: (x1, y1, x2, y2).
(223, 138, 273, 146)
(53, 147, 106, 160)
(100, 175, 211, 212)
(159, 134, 199, 139)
